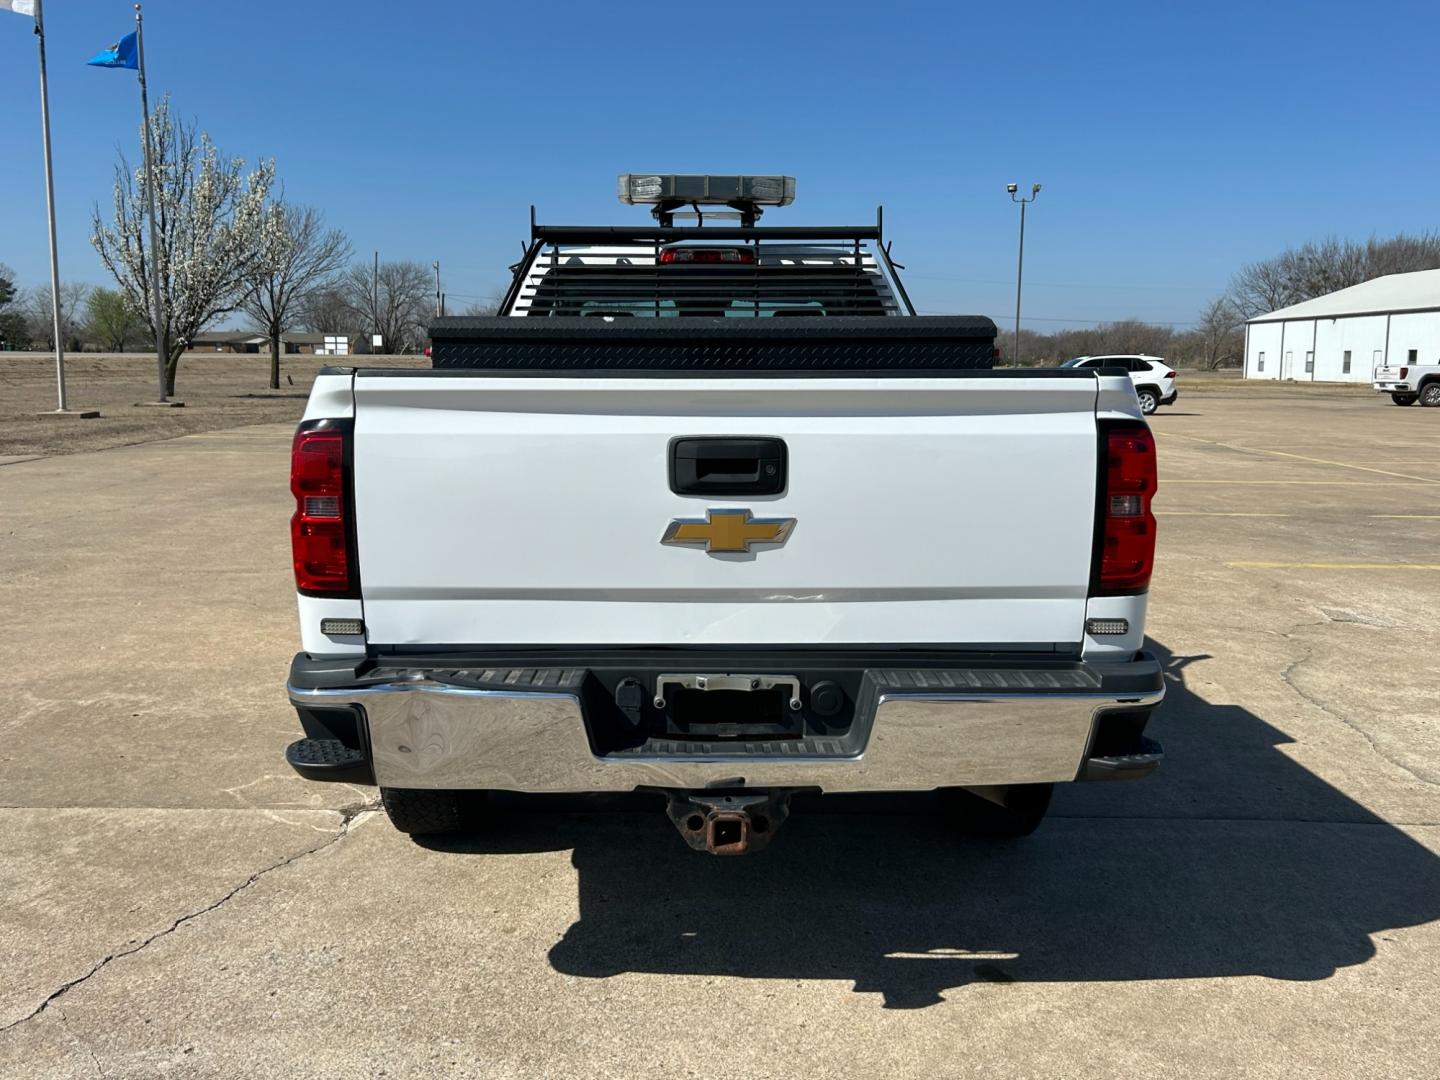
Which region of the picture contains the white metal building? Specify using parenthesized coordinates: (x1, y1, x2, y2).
(1244, 268, 1440, 382)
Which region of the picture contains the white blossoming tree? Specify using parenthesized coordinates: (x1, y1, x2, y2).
(91, 97, 274, 397)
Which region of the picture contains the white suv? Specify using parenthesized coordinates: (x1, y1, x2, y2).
(1062, 355, 1177, 415)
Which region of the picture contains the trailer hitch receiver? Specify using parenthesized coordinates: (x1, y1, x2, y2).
(664, 790, 796, 855)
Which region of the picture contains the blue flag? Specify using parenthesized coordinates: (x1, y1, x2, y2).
(87, 32, 139, 70)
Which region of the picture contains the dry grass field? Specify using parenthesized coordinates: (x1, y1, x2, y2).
(0, 351, 428, 458)
(1, 351, 1372, 460)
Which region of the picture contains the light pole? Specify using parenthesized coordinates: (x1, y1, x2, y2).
(1008, 182, 1040, 365)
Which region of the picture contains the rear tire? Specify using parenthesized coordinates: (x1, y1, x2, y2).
(1392, 393, 1418, 406)
(1136, 388, 1159, 415)
(1421, 384, 1440, 407)
(380, 787, 486, 836)
(940, 783, 1053, 839)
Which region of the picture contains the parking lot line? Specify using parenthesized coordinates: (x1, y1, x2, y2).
(1158, 432, 1440, 484)
(1227, 561, 1440, 571)
(1166, 480, 1435, 486)
(1155, 512, 1294, 517)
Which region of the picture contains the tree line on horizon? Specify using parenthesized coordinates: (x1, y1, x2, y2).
(1007, 231, 1440, 368)
(2, 94, 1438, 387)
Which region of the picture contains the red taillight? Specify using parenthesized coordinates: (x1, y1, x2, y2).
(291, 427, 350, 593)
(1399, 367, 1409, 380)
(1162, 369, 1176, 380)
(658, 247, 754, 264)
(1096, 427, 1157, 593)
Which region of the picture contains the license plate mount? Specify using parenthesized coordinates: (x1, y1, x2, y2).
(654, 673, 804, 740)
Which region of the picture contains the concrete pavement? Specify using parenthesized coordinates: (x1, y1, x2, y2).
(1, 393, 1438, 1077)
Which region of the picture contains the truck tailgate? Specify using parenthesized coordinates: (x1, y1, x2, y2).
(350, 374, 1100, 647)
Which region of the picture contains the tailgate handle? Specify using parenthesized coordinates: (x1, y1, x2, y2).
(670, 437, 787, 496)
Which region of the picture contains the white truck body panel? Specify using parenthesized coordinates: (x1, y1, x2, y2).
(350, 375, 1105, 647)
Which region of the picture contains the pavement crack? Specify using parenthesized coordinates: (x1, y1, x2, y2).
(53, 1007, 105, 1078)
(1281, 649, 1440, 790)
(0, 799, 379, 1038)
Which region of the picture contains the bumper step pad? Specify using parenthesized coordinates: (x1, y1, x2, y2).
(285, 738, 373, 784)
(1082, 735, 1164, 781)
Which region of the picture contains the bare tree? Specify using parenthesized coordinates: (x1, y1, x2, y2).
(1294, 238, 1369, 298)
(83, 287, 147, 351)
(0, 263, 24, 349)
(24, 282, 91, 350)
(300, 286, 356, 336)
(1195, 296, 1243, 370)
(90, 97, 274, 396)
(1228, 231, 1440, 318)
(1228, 255, 1299, 319)
(1364, 231, 1440, 277)
(340, 260, 432, 353)
(1005, 320, 1178, 367)
(241, 204, 351, 388)
(460, 289, 508, 317)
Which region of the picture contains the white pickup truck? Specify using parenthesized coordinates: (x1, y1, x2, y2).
(1373, 357, 1440, 406)
(283, 175, 1164, 854)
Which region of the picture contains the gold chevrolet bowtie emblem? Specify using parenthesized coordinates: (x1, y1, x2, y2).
(661, 509, 796, 554)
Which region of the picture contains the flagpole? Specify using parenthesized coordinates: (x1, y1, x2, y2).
(134, 3, 169, 403)
(32, 0, 68, 412)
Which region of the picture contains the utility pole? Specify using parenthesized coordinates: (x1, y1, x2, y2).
(372, 250, 379, 353)
(433, 260, 442, 317)
(1007, 182, 1041, 366)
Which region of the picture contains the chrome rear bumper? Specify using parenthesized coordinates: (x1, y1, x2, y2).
(288, 654, 1164, 793)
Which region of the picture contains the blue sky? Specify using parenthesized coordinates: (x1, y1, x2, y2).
(2, 0, 1437, 329)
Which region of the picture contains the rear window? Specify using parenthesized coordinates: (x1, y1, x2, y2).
(524, 262, 889, 318)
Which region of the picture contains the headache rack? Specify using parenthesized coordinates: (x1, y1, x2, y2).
(499, 209, 917, 320)
(426, 205, 997, 375)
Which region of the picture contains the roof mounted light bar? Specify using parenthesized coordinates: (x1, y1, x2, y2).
(618, 174, 796, 226)
(618, 174, 796, 207)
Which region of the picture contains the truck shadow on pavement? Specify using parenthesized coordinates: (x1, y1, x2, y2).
(426, 642, 1440, 1008)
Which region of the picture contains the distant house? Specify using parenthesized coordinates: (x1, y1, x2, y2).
(185, 331, 357, 356)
